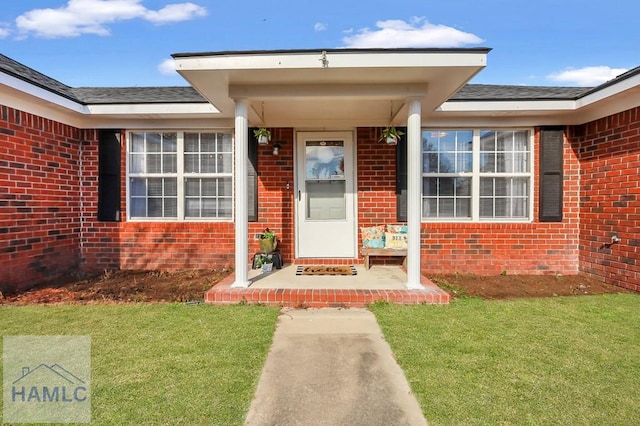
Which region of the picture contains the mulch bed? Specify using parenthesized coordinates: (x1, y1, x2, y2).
(0, 269, 633, 305)
(430, 273, 632, 300)
(0, 269, 229, 305)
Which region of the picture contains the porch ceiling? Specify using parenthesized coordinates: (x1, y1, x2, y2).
(172, 48, 490, 127)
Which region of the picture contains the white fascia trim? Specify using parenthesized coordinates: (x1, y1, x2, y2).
(175, 51, 487, 71)
(438, 100, 577, 113)
(0, 73, 85, 113)
(86, 103, 220, 115)
(439, 74, 640, 116)
(576, 72, 640, 108)
(1, 73, 219, 119)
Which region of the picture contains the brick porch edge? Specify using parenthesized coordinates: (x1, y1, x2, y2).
(205, 274, 450, 307)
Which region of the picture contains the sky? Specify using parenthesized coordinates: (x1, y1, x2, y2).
(0, 0, 638, 88)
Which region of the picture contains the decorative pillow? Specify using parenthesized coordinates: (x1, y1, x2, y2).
(384, 232, 408, 249)
(362, 234, 385, 248)
(361, 225, 386, 248)
(360, 225, 384, 239)
(386, 224, 408, 234)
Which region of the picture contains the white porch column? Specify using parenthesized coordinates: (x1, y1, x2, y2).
(231, 99, 250, 288)
(406, 97, 423, 289)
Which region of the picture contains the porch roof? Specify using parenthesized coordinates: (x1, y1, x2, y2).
(171, 48, 491, 127)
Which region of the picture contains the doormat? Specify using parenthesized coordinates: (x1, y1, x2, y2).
(296, 265, 358, 276)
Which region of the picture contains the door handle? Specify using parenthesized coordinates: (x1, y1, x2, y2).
(298, 190, 301, 201)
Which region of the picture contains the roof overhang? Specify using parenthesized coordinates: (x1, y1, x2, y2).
(2, 48, 639, 130)
(0, 73, 228, 129)
(172, 48, 490, 127)
(433, 68, 640, 127)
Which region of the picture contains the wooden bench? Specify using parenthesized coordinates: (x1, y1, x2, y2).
(360, 247, 407, 270)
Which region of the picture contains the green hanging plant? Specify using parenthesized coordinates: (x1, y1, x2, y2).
(253, 128, 271, 144)
(379, 127, 404, 145)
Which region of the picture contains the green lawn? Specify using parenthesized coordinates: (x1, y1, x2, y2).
(371, 294, 640, 425)
(1, 304, 280, 425)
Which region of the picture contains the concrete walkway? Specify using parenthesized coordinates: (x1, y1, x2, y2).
(244, 308, 427, 426)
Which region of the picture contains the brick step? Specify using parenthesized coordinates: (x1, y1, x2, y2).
(204, 274, 450, 307)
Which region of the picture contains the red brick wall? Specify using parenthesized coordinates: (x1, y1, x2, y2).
(248, 128, 295, 264)
(79, 128, 296, 273)
(2, 115, 588, 291)
(569, 107, 640, 292)
(355, 128, 403, 266)
(356, 127, 580, 275)
(0, 105, 82, 292)
(82, 121, 631, 281)
(357, 128, 398, 228)
(80, 131, 237, 273)
(76, 129, 121, 273)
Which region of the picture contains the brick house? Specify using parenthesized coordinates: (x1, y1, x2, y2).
(1, 48, 639, 293)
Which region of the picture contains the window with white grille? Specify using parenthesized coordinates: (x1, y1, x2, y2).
(422, 129, 532, 221)
(128, 131, 233, 220)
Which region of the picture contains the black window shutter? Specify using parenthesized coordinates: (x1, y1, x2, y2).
(395, 127, 408, 222)
(248, 129, 259, 222)
(539, 127, 564, 222)
(98, 130, 121, 222)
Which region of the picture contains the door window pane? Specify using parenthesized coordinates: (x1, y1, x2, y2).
(305, 141, 344, 179)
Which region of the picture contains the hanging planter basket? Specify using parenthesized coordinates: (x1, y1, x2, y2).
(385, 135, 398, 145)
(379, 127, 404, 146)
(254, 128, 271, 145)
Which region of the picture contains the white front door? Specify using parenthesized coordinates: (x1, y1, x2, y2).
(296, 131, 356, 258)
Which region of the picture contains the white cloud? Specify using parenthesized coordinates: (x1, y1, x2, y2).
(144, 3, 206, 24)
(15, 0, 207, 38)
(158, 58, 175, 75)
(0, 27, 9, 38)
(547, 66, 629, 86)
(342, 17, 483, 48)
(314, 22, 327, 32)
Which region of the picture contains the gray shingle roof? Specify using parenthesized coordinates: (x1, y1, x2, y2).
(71, 87, 207, 104)
(0, 53, 206, 104)
(2, 52, 639, 106)
(0, 53, 79, 102)
(449, 84, 591, 101)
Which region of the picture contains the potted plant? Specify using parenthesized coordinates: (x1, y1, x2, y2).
(252, 252, 274, 272)
(261, 257, 273, 273)
(259, 228, 277, 254)
(379, 127, 404, 145)
(254, 128, 271, 145)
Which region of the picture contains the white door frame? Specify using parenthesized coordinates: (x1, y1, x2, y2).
(295, 131, 357, 258)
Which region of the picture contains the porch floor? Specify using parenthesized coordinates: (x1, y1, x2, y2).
(204, 265, 450, 307)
